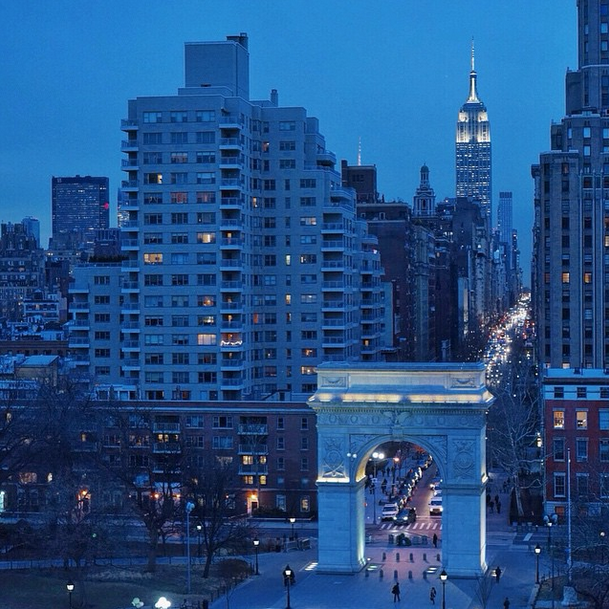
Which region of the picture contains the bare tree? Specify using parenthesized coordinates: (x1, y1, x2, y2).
(185, 455, 253, 578)
(487, 339, 541, 519)
(473, 573, 495, 609)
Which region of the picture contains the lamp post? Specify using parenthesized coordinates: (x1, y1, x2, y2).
(283, 564, 292, 609)
(392, 456, 400, 485)
(534, 544, 541, 584)
(371, 451, 385, 523)
(253, 537, 260, 575)
(289, 516, 296, 540)
(440, 569, 448, 609)
(196, 523, 202, 558)
(66, 580, 74, 609)
(601, 530, 606, 564)
(185, 501, 195, 595)
(544, 513, 558, 609)
(155, 597, 171, 609)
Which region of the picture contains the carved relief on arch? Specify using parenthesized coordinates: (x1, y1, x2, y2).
(320, 436, 346, 478)
(414, 435, 447, 467)
(450, 438, 477, 481)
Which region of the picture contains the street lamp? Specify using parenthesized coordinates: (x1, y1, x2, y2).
(185, 501, 195, 595)
(253, 537, 260, 575)
(66, 580, 74, 609)
(371, 451, 385, 523)
(196, 523, 202, 558)
(601, 531, 606, 564)
(544, 513, 558, 608)
(283, 564, 293, 609)
(155, 598, 171, 609)
(534, 544, 541, 584)
(289, 516, 296, 540)
(440, 569, 448, 609)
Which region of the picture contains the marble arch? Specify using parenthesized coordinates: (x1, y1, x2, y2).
(309, 362, 493, 577)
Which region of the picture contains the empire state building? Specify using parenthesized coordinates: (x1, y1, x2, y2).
(456, 43, 492, 222)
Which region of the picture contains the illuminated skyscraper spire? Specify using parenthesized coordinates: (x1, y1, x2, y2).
(455, 39, 492, 221)
(468, 38, 479, 102)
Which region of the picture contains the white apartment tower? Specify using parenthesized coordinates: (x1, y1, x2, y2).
(70, 34, 385, 401)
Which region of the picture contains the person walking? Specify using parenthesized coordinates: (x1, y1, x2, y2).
(497, 500, 502, 515)
(392, 582, 401, 602)
(495, 566, 502, 582)
(432, 533, 438, 548)
(503, 597, 510, 609)
(430, 586, 437, 605)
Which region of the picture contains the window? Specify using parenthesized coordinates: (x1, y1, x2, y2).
(300, 457, 309, 471)
(300, 197, 316, 206)
(300, 179, 316, 188)
(170, 172, 188, 184)
(94, 295, 110, 305)
(144, 213, 163, 225)
(94, 276, 110, 285)
(279, 159, 296, 169)
(171, 152, 188, 164)
(170, 111, 187, 123)
(577, 386, 587, 398)
(300, 496, 310, 513)
(576, 410, 588, 429)
(553, 438, 565, 461)
(553, 410, 565, 429)
(171, 315, 189, 327)
(143, 112, 162, 123)
(143, 152, 162, 164)
(301, 437, 309, 450)
(212, 436, 233, 449)
(94, 348, 110, 358)
(143, 253, 163, 265)
(197, 232, 216, 244)
(172, 334, 189, 345)
(144, 334, 164, 345)
(600, 439, 609, 462)
(300, 216, 317, 226)
(196, 131, 215, 144)
(196, 212, 215, 224)
(172, 352, 189, 364)
(196, 151, 216, 164)
(185, 415, 204, 428)
(198, 371, 217, 383)
(277, 458, 285, 471)
(277, 437, 285, 450)
(198, 295, 216, 307)
(299, 254, 317, 264)
(213, 416, 233, 429)
(600, 409, 609, 430)
(95, 313, 110, 322)
(279, 121, 296, 131)
(196, 191, 216, 204)
(197, 273, 216, 286)
(171, 132, 188, 144)
(279, 141, 296, 151)
(144, 233, 163, 244)
(144, 274, 163, 286)
(196, 110, 216, 122)
(576, 438, 588, 462)
(171, 233, 188, 244)
(144, 316, 164, 326)
(277, 416, 285, 430)
(553, 473, 566, 498)
(197, 252, 216, 265)
(171, 213, 188, 224)
(553, 387, 564, 399)
(171, 274, 189, 286)
(196, 172, 215, 184)
(172, 371, 189, 384)
(197, 333, 216, 346)
(576, 474, 589, 498)
(143, 132, 162, 144)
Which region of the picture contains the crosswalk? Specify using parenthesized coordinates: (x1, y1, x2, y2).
(379, 521, 442, 531)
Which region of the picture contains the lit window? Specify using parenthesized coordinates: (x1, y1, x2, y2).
(562, 272, 570, 283)
(576, 410, 588, 429)
(553, 410, 565, 429)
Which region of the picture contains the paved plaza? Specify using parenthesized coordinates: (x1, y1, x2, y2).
(209, 505, 541, 609)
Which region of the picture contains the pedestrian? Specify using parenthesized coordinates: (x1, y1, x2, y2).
(430, 586, 437, 605)
(494, 494, 499, 506)
(392, 582, 401, 602)
(489, 500, 494, 513)
(503, 597, 510, 609)
(495, 566, 502, 582)
(497, 500, 501, 515)
(432, 533, 438, 548)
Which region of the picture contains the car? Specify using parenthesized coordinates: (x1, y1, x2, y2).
(429, 497, 443, 516)
(381, 503, 400, 521)
(398, 507, 417, 524)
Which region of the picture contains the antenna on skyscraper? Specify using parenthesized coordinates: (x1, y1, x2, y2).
(357, 137, 362, 166)
(471, 37, 475, 72)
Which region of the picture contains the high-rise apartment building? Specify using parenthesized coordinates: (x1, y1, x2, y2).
(51, 176, 110, 250)
(456, 43, 492, 223)
(496, 192, 513, 245)
(70, 34, 386, 402)
(532, 0, 609, 369)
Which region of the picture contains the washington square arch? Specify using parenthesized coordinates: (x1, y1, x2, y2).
(309, 362, 493, 577)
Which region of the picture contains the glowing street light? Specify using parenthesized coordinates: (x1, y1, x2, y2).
(440, 570, 448, 609)
(66, 580, 75, 609)
(253, 537, 260, 575)
(534, 544, 541, 584)
(155, 597, 171, 609)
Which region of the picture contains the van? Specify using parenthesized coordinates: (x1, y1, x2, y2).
(381, 503, 399, 521)
(428, 497, 443, 516)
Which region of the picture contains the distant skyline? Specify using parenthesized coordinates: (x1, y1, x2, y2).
(0, 2, 577, 279)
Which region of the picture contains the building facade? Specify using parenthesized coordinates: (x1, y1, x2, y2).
(51, 175, 110, 251)
(455, 44, 492, 223)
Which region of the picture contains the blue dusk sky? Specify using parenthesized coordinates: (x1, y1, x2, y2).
(0, 1, 576, 279)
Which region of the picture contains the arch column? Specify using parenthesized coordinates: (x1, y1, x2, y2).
(317, 478, 367, 573)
